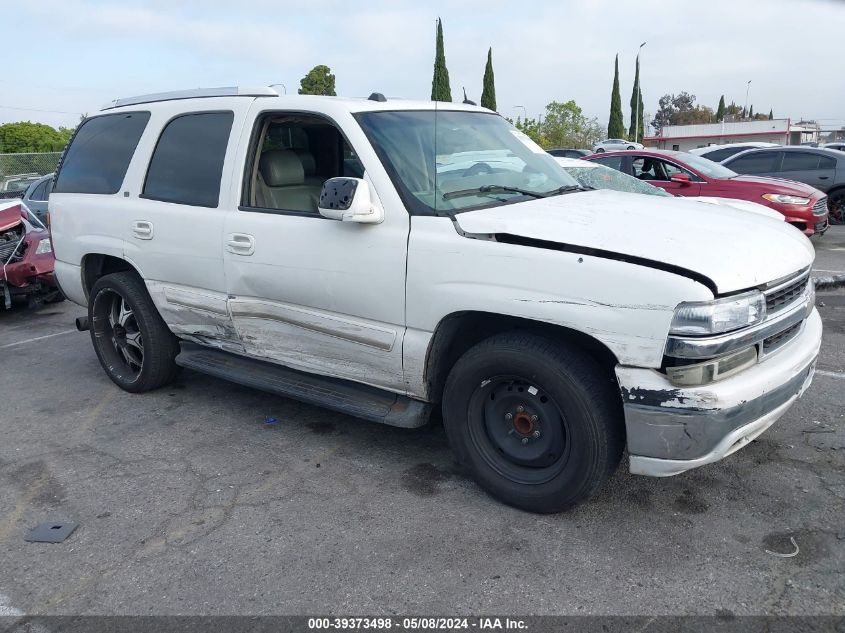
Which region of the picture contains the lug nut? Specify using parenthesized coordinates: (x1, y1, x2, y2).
(530, 414, 538, 422)
(516, 405, 525, 413)
(521, 437, 529, 445)
(505, 412, 513, 421)
(533, 430, 541, 438)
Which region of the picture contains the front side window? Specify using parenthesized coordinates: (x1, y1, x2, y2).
(355, 110, 577, 215)
(53, 112, 150, 194)
(780, 152, 821, 171)
(242, 113, 362, 214)
(143, 111, 233, 207)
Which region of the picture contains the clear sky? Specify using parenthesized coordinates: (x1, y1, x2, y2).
(3, 0, 843, 132)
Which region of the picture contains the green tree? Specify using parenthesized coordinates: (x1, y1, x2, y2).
(607, 55, 625, 139)
(716, 95, 726, 121)
(431, 18, 452, 102)
(651, 92, 714, 132)
(748, 105, 754, 118)
(542, 100, 604, 148)
(768, 109, 774, 120)
(0, 122, 73, 153)
(628, 56, 644, 142)
(480, 47, 496, 111)
(298, 65, 336, 96)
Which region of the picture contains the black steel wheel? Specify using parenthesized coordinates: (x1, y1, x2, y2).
(89, 272, 179, 392)
(443, 332, 625, 513)
(828, 189, 845, 225)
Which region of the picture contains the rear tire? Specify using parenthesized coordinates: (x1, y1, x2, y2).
(595, 148, 605, 153)
(626, 145, 635, 150)
(88, 272, 179, 393)
(442, 332, 625, 513)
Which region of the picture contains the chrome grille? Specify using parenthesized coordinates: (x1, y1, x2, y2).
(765, 275, 809, 314)
(813, 197, 828, 216)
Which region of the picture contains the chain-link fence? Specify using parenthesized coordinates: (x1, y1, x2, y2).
(0, 152, 61, 199)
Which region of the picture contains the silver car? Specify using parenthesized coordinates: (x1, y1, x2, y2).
(592, 138, 644, 153)
(21, 174, 53, 225)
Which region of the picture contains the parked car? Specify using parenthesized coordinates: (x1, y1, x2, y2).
(0, 200, 61, 308)
(21, 173, 53, 225)
(585, 149, 829, 235)
(547, 148, 591, 158)
(0, 173, 42, 200)
(722, 146, 845, 224)
(51, 88, 821, 513)
(554, 157, 784, 221)
(822, 142, 845, 152)
(593, 138, 643, 153)
(689, 142, 779, 163)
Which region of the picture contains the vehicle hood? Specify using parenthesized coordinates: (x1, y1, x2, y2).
(726, 174, 822, 196)
(693, 197, 785, 221)
(453, 189, 813, 294)
(0, 201, 23, 232)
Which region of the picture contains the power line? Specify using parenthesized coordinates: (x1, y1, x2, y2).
(0, 105, 84, 115)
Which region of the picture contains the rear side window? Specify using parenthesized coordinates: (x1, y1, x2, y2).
(53, 112, 150, 194)
(142, 111, 234, 208)
(701, 147, 744, 162)
(727, 151, 778, 174)
(29, 179, 49, 201)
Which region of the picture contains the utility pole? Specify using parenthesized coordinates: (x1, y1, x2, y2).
(634, 41, 646, 143)
(514, 105, 527, 121)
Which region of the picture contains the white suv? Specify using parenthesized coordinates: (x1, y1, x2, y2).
(50, 87, 821, 512)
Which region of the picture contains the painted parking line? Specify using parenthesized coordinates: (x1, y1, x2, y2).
(0, 593, 23, 616)
(816, 369, 845, 380)
(0, 329, 77, 349)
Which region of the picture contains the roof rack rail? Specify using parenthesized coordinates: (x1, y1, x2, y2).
(101, 86, 278, 111)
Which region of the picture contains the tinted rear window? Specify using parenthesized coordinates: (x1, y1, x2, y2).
(142, 111, 234, 208)
(781, 152, 821, 171)
(53, 112, 149, 194)
(726, 151, 778, 174)
(701, 147, 745, 162)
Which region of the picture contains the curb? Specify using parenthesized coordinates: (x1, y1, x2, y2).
(814, 274, 845, 291)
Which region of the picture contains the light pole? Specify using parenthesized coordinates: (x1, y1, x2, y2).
(514, 105, 527, 121)
(270, 82, 287, 95)
(634, 41, 646, 143)
(744, 80, 751, 119)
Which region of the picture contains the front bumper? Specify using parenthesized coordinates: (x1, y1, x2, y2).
(616, 307, 822, 477)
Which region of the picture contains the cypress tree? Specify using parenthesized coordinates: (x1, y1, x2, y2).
(749, 105, 754, 118)
(607, 54, 625, 139)
(716, 95, 726, 121)
(430, 18, 452, 102)
(628, 56, 644, 142)
(480, 48, 496, 111)
(768, 109, 774, 120)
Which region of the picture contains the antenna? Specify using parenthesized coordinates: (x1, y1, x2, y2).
(462, 88, 476, 106)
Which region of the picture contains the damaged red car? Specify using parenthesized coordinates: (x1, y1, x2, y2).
(0, 200, 62, 308)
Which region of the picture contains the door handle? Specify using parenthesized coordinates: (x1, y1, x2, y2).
(226, 233, 255, 256)
(132, 220, 153, 240)
(818, 176, 829, 180)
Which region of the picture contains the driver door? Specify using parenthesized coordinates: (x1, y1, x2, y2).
(222, 106, 409, 393)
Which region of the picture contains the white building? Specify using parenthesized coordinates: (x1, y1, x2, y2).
(645, 119, 819, 151)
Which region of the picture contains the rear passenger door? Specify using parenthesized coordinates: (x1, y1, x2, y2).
(724, 150, 780, 176)
(120, 100, 253, 348)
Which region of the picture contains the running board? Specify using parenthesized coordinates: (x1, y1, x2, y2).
(175, 342, 430, 428)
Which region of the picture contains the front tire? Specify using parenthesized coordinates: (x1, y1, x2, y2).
(442, 332, 625, 513)
(595, 148, 605, 153)
(626, 145, 635, 150)
(88, 272, 179, 393)
(828, 188, 845, 225)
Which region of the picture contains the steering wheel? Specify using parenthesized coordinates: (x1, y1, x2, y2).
(463, 162, 494, 177)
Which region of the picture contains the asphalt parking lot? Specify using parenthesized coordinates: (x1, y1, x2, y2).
(0, 230, 843, 618)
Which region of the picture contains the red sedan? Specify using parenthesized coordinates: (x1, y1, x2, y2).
(584, 149, 829, 236)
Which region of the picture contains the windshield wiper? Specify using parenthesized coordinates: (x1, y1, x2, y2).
(545, 184, 592, 196)
(443, 185, 548, 200)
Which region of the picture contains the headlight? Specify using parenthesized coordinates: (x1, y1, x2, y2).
(34, 238, 52, 255)
(667, 346, 758, 386)
(670, 291, 766, 336)
(762, 194, 810, 205)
